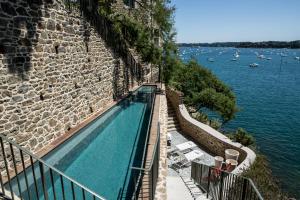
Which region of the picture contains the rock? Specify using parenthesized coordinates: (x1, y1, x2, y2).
(16, 7, 28, 16)
(29, 138, 37, 148)
(2, 90, 12, 98)
(47, 19, 55, 31)
(10, 114, 19, 122)
(0, 105, 4, 112)
(16, 134, 31, 143)
(18, 84, 30, 93)
(1, 2, 17, 16)
(12, 95, 23, 102)
(49, 119, 57, 127)
(0, 120, 8, 124)
(42, 111, 50, 119)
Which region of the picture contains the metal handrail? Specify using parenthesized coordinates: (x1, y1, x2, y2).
(191, 162, 264, 200)
(248, 178, 264, 200)
(0, 134, 106, 200)
(129, 122, 160, 200)
(131, 122, 160, 172)
(131, 89, 157, 171)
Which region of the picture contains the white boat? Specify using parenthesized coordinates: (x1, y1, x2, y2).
(231, 58, 237, 61)
(295, 56, 300, 60)
(257, 54, 266, 59)
(208, 58, 215, 62)
(233, 51, 239, 58)
(267, 57, 272, 60)
(280, 53, 287, 57)
(249, 63, 259, 67)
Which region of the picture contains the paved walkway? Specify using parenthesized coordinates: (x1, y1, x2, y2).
(167, 176, 194, 200)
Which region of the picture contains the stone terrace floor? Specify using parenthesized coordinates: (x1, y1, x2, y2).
(167, 130, 214, 200)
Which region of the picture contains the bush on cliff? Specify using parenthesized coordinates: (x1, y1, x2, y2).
(169, 60, 238, 122)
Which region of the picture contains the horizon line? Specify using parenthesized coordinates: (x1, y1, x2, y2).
(176, 40, 300, 44)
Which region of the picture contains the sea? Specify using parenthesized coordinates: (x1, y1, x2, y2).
(179, 46, 300, 198)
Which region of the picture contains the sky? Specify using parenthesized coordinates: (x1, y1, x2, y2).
(171, 0, 300, 43)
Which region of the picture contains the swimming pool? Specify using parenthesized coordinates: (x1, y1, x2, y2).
(6, 85, 156, 200)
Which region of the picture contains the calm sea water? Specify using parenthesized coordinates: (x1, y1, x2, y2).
(179, 47, 300, 197)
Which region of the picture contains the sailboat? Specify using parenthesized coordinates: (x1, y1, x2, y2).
(234, 51, 240, 58)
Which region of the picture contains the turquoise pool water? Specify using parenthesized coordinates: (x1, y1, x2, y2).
(7, 85, 156, 200)
(180, 47, 300, 197)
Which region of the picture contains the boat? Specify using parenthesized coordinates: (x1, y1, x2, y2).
(280, 53, 287, 57)
(267, 57, 272, 60)
(257, 54, 265, 59)
(231, 58, 237, 61)
(208, 58, 215, 62)
(234, 51, 240, 58)
(249, 63, 259, 67)
(295, 56, 300, 60)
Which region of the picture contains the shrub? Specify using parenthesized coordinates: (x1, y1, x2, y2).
(228, 128, 255, 147)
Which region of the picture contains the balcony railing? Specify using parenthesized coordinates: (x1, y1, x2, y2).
(191, 162, 264, 200)
(130, 122, 160, 200)
(0, 134, 106, 200)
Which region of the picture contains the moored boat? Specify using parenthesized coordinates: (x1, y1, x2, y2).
(249, 63, 259, 67)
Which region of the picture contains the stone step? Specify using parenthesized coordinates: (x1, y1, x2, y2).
(168, 119, 179, 124)
(168, 116, 177, 120)
(167, 123, 180, 129)
(168, 127, 180, 132)
(168, 113, 176, 118)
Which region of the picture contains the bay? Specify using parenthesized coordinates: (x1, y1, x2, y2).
(179, 46, 300, 197)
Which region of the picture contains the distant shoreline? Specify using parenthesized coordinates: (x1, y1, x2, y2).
(178, 40, 300, 49)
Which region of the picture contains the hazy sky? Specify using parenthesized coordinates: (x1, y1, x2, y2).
(172, 0, 300, 43)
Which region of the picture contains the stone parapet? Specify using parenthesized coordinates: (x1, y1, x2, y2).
(166, 87, 256, 174)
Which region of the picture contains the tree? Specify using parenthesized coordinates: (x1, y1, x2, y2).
(170, 60, 238, 122)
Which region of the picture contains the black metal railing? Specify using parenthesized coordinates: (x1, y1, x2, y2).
(130, 122, 160, 200)
(191, 162, 264, 200)
(0, 134, 106, 200)
(63, 0, 144, 85)
(117, 87, 158, 200)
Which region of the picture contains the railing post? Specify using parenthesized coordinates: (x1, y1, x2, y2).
(200, 164, 203, 185)
(0, 138, 14, 200)
(9, 144, 23, 199)
(241, 178, 248, 200)
(39, 162, 49, 200)
(49, 169, 57, 200)
(207, 166, 211, 199)
(219, 171, 224, 200)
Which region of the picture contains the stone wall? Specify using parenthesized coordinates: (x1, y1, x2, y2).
(166, 87, 256, 174)
(0, 0, 144, 153)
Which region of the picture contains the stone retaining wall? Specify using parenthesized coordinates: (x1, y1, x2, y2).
(166, 87, 256, 174)
(0, 0, 145, 153)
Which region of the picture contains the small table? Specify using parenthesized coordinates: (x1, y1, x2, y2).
(176, 141, 196, 152)
(184, 150, 204, 162)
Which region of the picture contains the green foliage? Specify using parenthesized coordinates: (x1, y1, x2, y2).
(242, 154, 290, 199)
(228, 128, 255, 146)
(192, 112, 208, 124)
(170, 60, 238, 122)
(153, 0, 175, 38)
(109, 13, 162, 65)
(209, 119, 222, 130)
